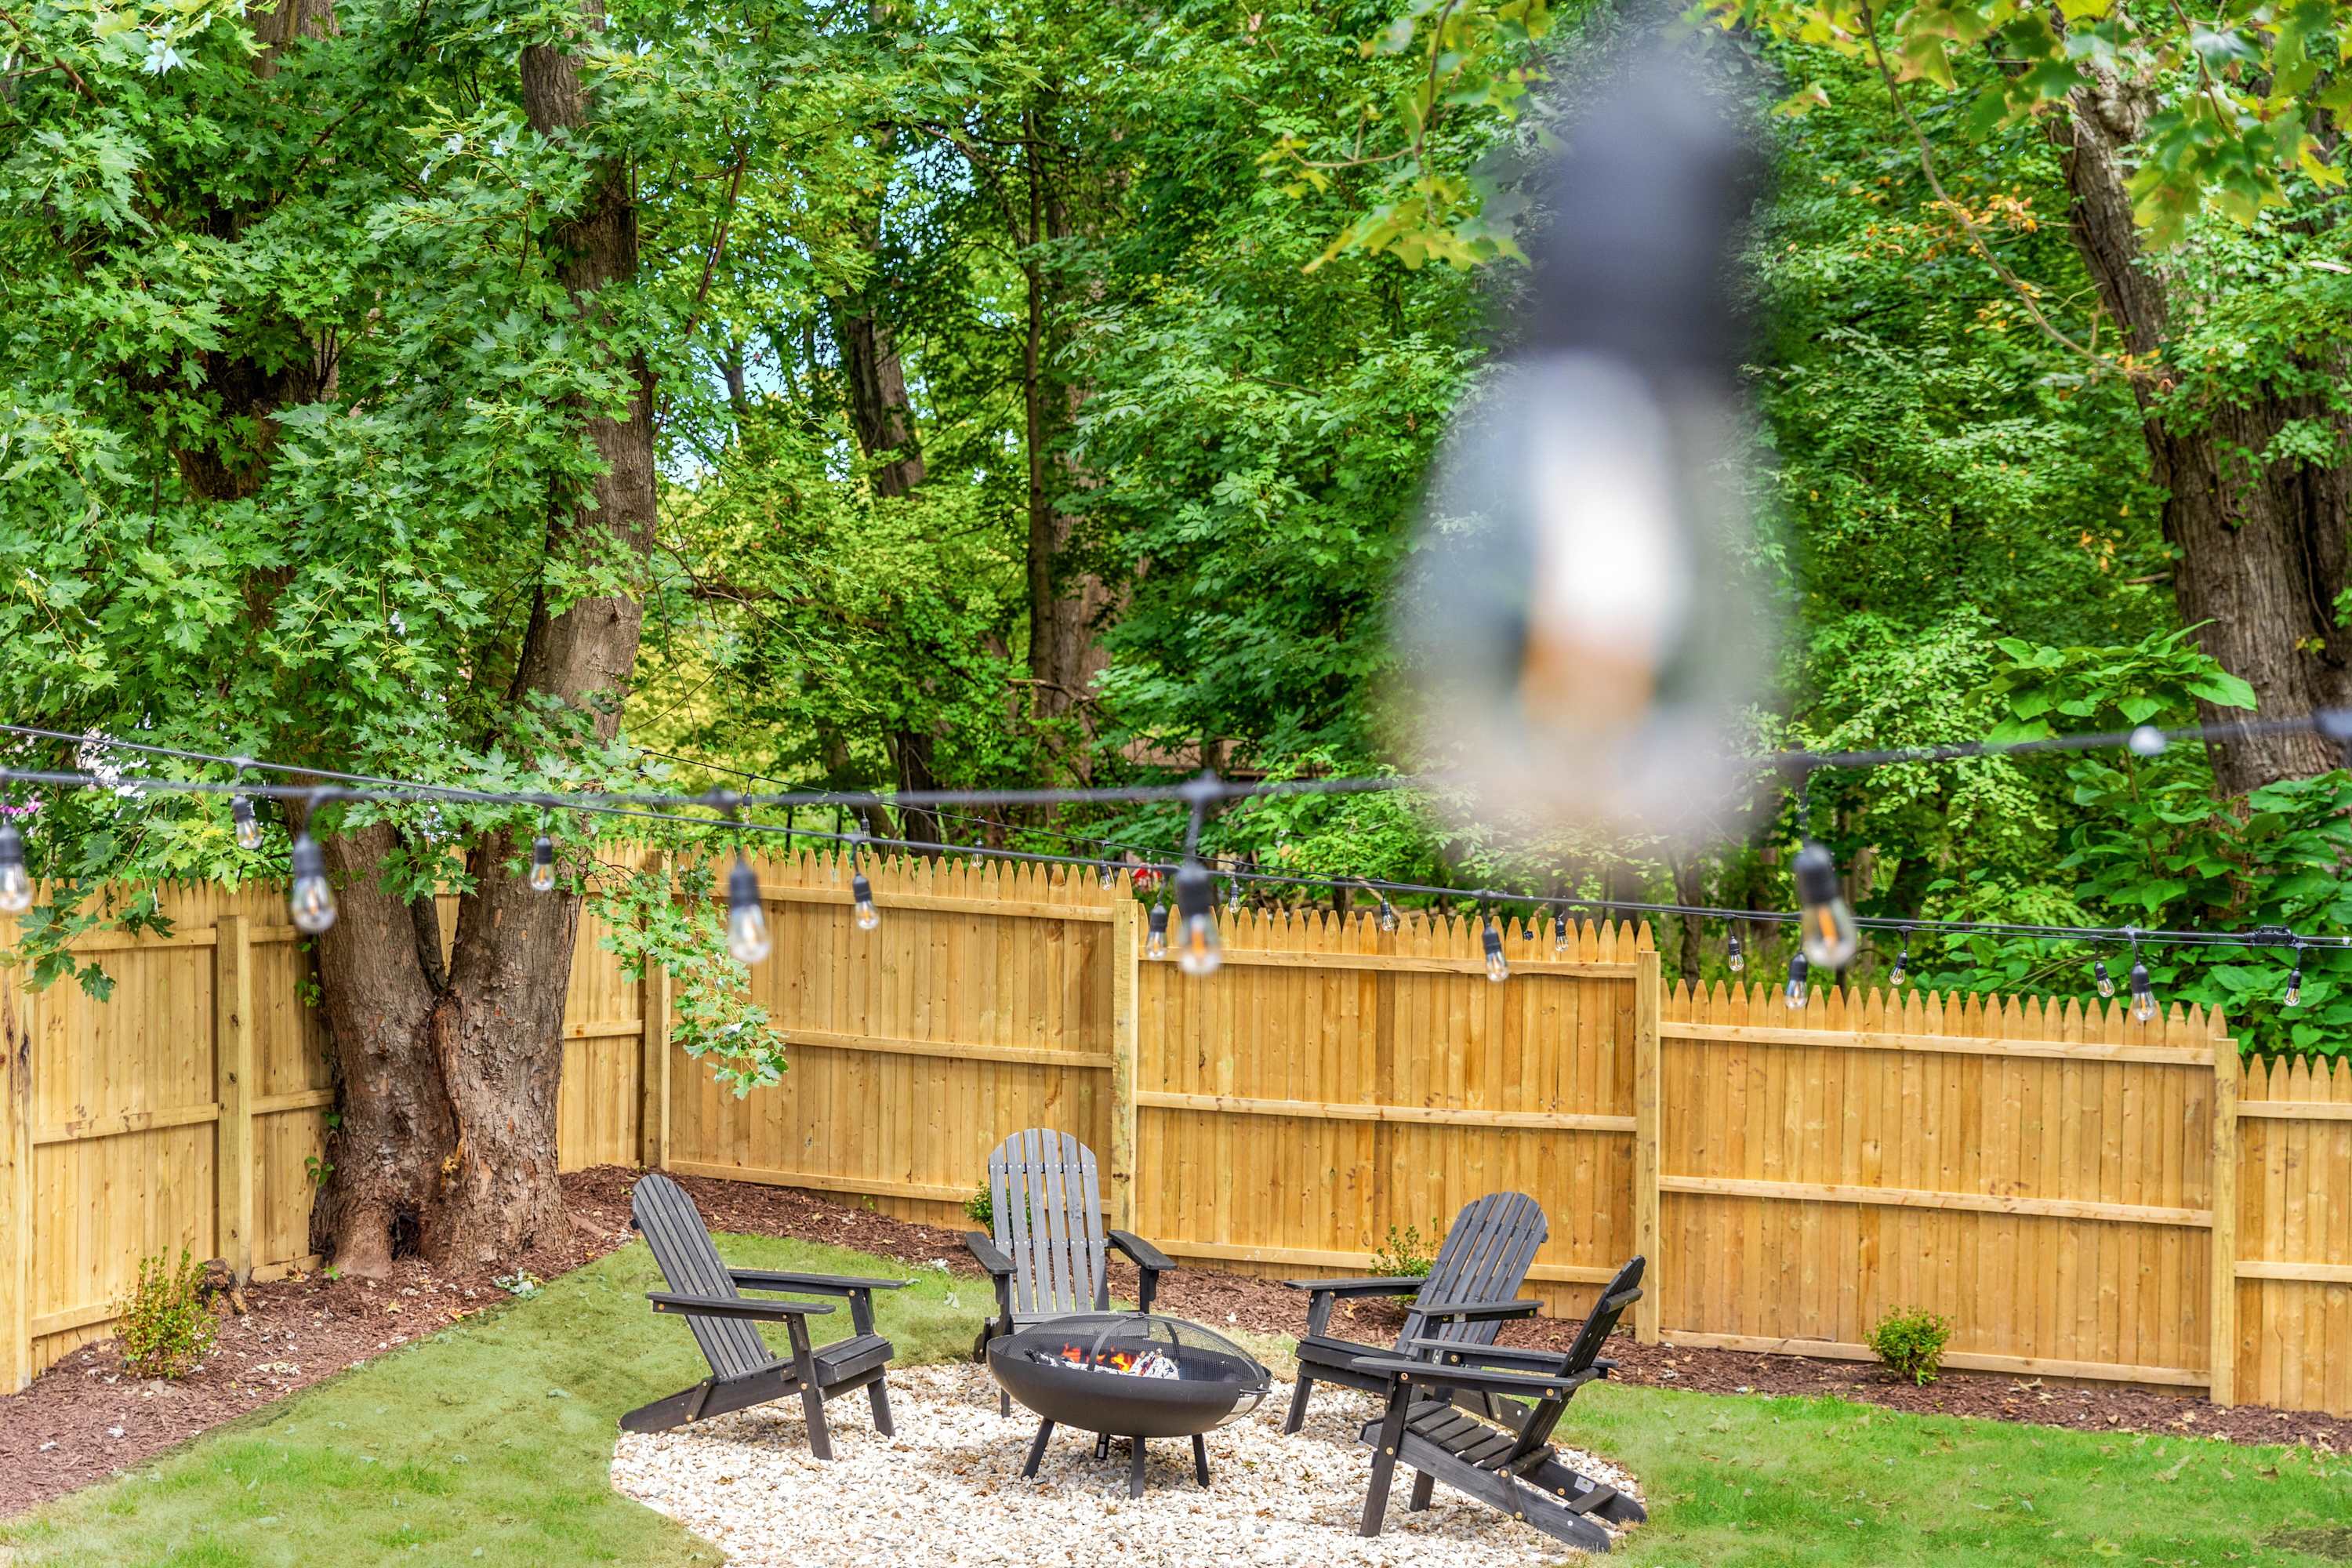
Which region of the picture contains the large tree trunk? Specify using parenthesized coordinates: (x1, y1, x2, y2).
(309, 8, 655, 1275)
(2054, 77, 2352, 794)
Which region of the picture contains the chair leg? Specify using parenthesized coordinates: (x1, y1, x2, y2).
(1192, 1432, 1210, 1488)
(1022, 1419, 1055, 1479)
(786, 1318, 833, 1461)
(1127, 1439, 1147, 1499)
(868, 1377, 895, 1438)
(1408, 1471, 1436, 1512)
(1283, 1374, 1316, 1434)
(1359, 1387, 1413, 1537)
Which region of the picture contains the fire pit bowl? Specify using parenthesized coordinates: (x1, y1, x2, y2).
(989, 1313, 1270, 1495)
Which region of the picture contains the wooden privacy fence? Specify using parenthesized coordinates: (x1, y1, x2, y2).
(2, 852, 2350, 1422)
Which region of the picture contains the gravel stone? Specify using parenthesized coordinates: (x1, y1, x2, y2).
(612, 1363, 1641, 1566)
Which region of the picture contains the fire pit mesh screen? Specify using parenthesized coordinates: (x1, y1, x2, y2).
(991, 1312, 1270, 1436)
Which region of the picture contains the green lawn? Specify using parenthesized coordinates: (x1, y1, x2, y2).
(2, 1236, 2346, 1567)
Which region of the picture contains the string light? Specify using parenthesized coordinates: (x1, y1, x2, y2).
(288, 828, 336, 935)
(1174, 857, 1220, 976)
(725, 855, 771, 963)
(1888, 931, 1910, 988)
(2094, 955, 2114, 998)
(529, 829, 557, 893)
(2128, 938, 2156, 1023)
(1552, 908, 1570, 956)
(2285, 944, 2303, 1009)
(1726, 929, 1744, 974)
(1145, 898, 1169, 960)
(1483, 914, 1509, 982)
(231, 794, 262, 851)
(851, 836, 879, 931)
(1784, 951, 1808, 1009)
(0, 822, 29, 914)
(1792, 838, 1857, 970)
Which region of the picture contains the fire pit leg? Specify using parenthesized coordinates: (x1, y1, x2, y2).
(1022, 1419, 1056, 1479)
(1127, 1439, 1147, 1499)
(1192, 1432, 1210, 1488)
(1093, 1432, 1111, 1462)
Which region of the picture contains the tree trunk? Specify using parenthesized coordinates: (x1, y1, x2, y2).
(2054, 78, 2352, 794)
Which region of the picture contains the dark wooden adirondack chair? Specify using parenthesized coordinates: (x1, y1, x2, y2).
(622, 1173, 910, 1459)
(1352, 1255, 1648, 1553)
(1282, 1191, 1547, 1433)
(964, 1127, 1176, 1415)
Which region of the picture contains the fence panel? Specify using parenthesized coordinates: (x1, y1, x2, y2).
(661, 852, 1120, 1225)
(2235, 1055, 2352, 1416)
(1131, 912, 1650, 1316)
(1658, 981, 2223, 1387)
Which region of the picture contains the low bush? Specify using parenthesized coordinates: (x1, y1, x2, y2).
(117, 1249, 215, 1379)
(964, 1185, 992, 1227)
(1867, 1306, 1953, 1386)
(1369, 1223, 1435, 1278)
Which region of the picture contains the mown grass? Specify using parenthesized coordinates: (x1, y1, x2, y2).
(3, 1234, 2345, 1567)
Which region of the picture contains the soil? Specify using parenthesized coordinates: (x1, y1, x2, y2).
(3, 1164, 2341, 1519)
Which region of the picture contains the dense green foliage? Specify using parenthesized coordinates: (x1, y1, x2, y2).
(2, 0, 2347, 1064)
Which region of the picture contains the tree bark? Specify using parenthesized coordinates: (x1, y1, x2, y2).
(2053, 78, 2352, 794)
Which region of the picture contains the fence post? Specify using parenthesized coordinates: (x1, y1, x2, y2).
(1632, 943, 1662, 1342)
(639, 851, 672, 1171)
(2209, 1012, 2238, 1406)
(1, 921, 30, 1392)
(212, 913, 256, 1283)
(1108, 896, 1139, 1231)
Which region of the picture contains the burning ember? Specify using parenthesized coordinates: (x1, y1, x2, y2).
(1042, 1341, 1181, 1380)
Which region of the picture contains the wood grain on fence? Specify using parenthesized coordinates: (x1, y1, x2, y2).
(1657, 982, 2223, 1388)
(4, 862, 2351, 1421)
(2234, 1054, 2352, 1416)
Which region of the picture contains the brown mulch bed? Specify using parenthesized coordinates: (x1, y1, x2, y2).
(4, 1163, 2342, 1518)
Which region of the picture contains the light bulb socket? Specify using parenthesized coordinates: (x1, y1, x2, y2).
(0, 822, 22, 867)
(1483, 920, 1504, 960)
(290, 831, 325, 884)
(728, 856, 760, 911)
(851, 871, 873, 904)
(2128, 957, 2152, 998)
(1726, 931, 1744, 971)
(1174, 857, 1214, 924)
(1793, 838, 1839, 907)
(1147, 902, 1169, 938)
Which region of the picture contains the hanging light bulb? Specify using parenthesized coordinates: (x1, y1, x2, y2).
(1174, 856, 1220, 976)
(1483, 917, 1510, 982)
(851, 869, 879, 931)
(288, 831, 336, 935)
(1726, 930, 1744, 974)
(726, 855, 771, 963)
(1784, 950, 1809, 1009)
(1145, 900, 1170, 960)
(1552, 909, 1570, 956)
(231, 793, 263, 851)
(2284, 946, 2304, 1009)
(1098, 862, 1116, 890)
(529, 833, 557, 893)
(1792, 838, 1857, 970)
(2129, 952, 2156, 1023)
(1225, 862, 1245, 913)
(1888, 935, 1910, 989)
(1377, 894, 1398, 933)
(2094, 956, 2114, 998)
(0, 822, 30, 914)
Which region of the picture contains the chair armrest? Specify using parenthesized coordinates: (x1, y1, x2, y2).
(1411, 1298, 1542, 1323)
(1348, 1354, 1604, 1400)
(1279, 1276, 1428, 1298)
(648, 1291, 834, 1323)
(731, 1269, 909, 1294)
(962, 1232, 1016, 1277)
(1401, 1337, 1567, 1369)
(1105, 1230, 1174, 1273)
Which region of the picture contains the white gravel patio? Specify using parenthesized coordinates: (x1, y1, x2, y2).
(611, 1362, 1640, 1567)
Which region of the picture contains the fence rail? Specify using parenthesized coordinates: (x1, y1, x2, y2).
(2, 858, 2347, 1419)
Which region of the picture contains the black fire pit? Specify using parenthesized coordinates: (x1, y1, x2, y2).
(988, 1312, 1270, 1497)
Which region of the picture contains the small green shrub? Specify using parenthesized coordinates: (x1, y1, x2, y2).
(117, 1249, 215, 1379)
(1867, 1306, 1953, 1385)
(964, 1185, 992, 1227)
(1369, 1222, 1435, 1278)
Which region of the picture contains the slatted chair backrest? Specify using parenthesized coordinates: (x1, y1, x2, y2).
(988, 1128, 1109, 1319)
(1402, 1191, 1548, 1351)
(633, 1173, 772, 1380)
(1500, 1254, 1646, 1469)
